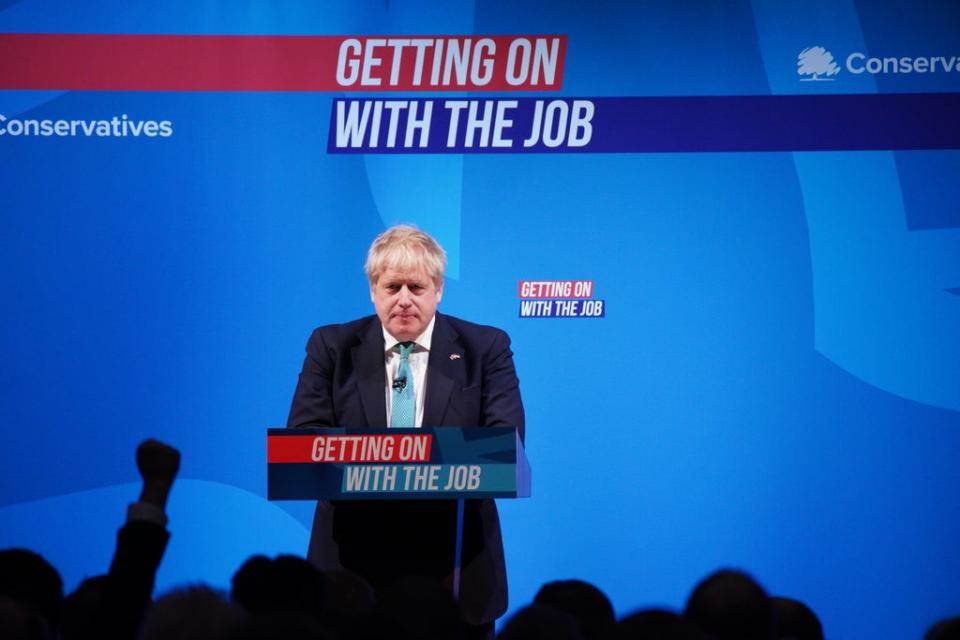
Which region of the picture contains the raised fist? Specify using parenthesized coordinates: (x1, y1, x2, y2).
(136, 439, 180, 488)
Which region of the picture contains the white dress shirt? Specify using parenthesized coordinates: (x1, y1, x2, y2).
(383, 315, 435, 428)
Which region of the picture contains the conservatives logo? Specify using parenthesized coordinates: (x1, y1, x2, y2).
(798, 45, 960, 80)
(0, 113, 173, 138)
(798, 46, 840, 81)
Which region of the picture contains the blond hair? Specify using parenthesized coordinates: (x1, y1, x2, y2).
(365, 225, 447, 286)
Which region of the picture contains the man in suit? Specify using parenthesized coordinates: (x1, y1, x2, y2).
(287, 225, 524, 635)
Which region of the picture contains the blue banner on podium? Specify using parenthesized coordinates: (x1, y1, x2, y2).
(267, 427, 530, 501)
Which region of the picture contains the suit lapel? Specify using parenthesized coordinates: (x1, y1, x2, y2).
(423, 314, 463, 427)
(352, 318, 387, 427)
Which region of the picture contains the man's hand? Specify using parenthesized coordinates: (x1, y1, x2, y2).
(136, 439, 181, 509)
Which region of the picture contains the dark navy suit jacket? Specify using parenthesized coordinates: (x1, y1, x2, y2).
(287, 312, 524, 625)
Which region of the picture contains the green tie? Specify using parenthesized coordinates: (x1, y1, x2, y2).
(390, 342, 416, 428)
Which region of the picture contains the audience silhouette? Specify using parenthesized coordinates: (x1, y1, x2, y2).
(496, 604, 583, 640)
(684, 568, 773, 640)
(771, 595, 823, 640)
(231, 555, 326, 620)
(926, 617, 960, 640)
(138, 585, 243, 640)
(533, 579, 614, 640)
(612, 608, 706, 640)
(3, 438, 958, 640)
(0, 549, 63, 637)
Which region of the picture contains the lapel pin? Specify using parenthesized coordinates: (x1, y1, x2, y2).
(449, 353, 461, 360)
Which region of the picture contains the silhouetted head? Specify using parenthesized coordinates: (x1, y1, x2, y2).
(224, 610, 332, 640)
(0, 596, 53, 640)
(231, 555, 325, 619)
(139, 585, 243, 640)
(0, 549, 64, 633)
(612, 608, 706, 639)
(533, 579, 615, 640)
(926, 616, 960, 640)
(684, 568, 773, 640)
(771, 596, 822, 639)
(497, 604, 584, 640)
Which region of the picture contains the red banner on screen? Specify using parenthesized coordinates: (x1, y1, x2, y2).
(0, 34, 566, 91)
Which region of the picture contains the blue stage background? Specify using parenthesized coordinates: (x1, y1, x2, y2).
(2, 2, 959, 638)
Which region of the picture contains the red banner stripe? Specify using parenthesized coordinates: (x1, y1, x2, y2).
(0, 34, 566, 92)
(268, 435, 322, 463)
(267, 434, 433, 463)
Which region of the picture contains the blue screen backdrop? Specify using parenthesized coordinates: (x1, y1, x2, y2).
(2, 2, 959, 638)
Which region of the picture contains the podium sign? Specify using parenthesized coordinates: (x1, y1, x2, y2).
(267, 427, 530, 501)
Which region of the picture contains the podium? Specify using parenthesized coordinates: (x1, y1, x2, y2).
(266, 426, 530, 597)
(267, 426, 529, 500)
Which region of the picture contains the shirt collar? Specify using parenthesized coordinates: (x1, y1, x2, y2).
(382, 314, 436, 353)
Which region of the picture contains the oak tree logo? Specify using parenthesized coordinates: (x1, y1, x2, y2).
(798, 46, 840, 81)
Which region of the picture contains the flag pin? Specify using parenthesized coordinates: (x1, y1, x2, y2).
(449, 353, 461, 360)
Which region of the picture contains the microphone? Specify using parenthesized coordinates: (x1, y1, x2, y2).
(392, 376, 407, 391)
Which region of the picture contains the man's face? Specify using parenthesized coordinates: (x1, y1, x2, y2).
(371, 266, 443, 342)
